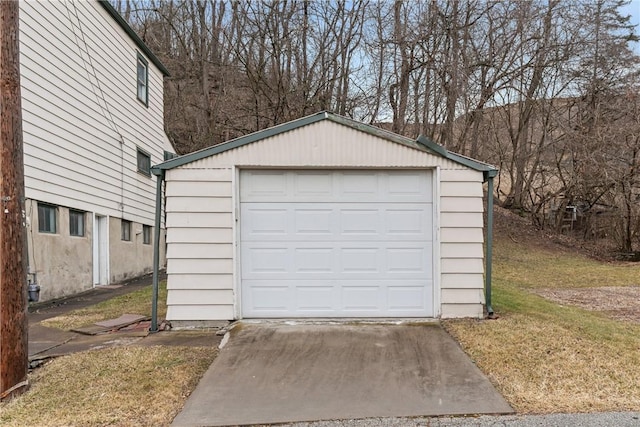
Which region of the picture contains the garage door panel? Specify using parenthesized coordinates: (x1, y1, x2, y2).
(387, 283, 430, 312)
(387, 248, 429, 273)
(387, 172, 431, 197)
(294, 171, 334, 197)
(244, 247, 289, 273)
(242, 203, 431, 241)
(294, 209, 334, 234)
(242, 242, 431, 280)
(340, 248, 381, 273)
(294, 248, 334, 272)
(385, 209, 430, 236)
(244, 208, 288, 235)
(246, 284, 291, 312)
(240, 170, 434, 318)
(296, 285, 337, 311)
(342, 286, 381, 310)
(241, 170, 432, 203)
(242, 279, 432, 317)
(341, 172, 379, 196)
(240, 170, 288, 199)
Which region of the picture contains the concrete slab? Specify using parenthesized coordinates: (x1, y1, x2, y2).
(137, 330, 222, 348)
(172, 323, 513, 427)
(29, 324, 77, 357)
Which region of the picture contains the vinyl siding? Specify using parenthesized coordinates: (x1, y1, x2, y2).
(20, 0, 166, 223)
(439, 168, 485, 311)
(165, 120, 487, 321)
(165, 168, 234, 306)
(167, 305, 235, 321)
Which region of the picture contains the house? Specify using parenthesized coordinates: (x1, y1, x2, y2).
(20, 0, 172, 301)
(152, 112, 497, 326)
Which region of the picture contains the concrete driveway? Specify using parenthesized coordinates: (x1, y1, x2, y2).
(172, 322, 513, 427)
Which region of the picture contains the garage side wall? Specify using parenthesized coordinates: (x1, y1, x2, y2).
(439, 169, 485, 318)
(165, 168, 235, 321)
(164, 121, 486, 323)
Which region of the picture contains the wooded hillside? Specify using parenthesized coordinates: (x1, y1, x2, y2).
(111, 0, 640, 252)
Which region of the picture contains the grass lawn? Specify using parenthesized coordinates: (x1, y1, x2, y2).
(445, 237, 640, 413)
(0, 282, 216, 427)
(41, 282, 169, 330)
(0, 346, 217, 427)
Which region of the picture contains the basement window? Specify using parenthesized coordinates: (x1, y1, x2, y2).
(38, 203, 57, 234)
(121, 219, 132, 241)
(69, 210, 85, 237)
(143, 224, 151, 245)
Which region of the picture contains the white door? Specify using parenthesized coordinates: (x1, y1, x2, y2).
(240, 170, 434, 318)
(93, 214, 109, 286)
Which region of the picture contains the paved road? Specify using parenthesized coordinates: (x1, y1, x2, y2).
(283, 412, 640, 426)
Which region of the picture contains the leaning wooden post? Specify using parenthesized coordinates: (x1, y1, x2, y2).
(0, 0, 28, 400)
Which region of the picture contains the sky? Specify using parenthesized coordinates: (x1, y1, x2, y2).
(622, 0, 640, 52)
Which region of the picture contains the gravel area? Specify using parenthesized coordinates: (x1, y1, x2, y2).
(535, 286, 640, 323)
(282, 412, 640, 427)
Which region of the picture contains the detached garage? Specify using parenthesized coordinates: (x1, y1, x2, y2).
(152, 112, 497, 326)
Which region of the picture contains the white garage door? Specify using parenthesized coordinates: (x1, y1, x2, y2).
(240, 170, 434, 318)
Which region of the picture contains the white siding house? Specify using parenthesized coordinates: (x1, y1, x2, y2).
(153, 112, 497, 325)
(20, 0, 172, 301)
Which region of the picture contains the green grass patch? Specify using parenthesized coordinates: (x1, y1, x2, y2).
(445, 237, 640, 413)
(494, 239, 640, 289)
(41, 281, 168, 331)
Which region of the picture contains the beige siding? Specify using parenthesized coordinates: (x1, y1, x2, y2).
(441, 303, 484, 318)
(441, 258, 484, 274)
(167, 289, 234, 306)
(166, 243, 233, 259)
(166, 228, 233, 244)
(439, 168, 485, 317)
(168, 259, 233, 275)
(441, 288, 484, 304)
(165, 168, 234, 319)
(166, 213, 233, 228)
(20, 1, 166, 224)
(441, 197, 483, 213)
(441, 274, 485, 289)
(440, 212, 483, 228)
(20, 1, 168, 300)
(168, 274, 233, 290)
(181, 121, 467, 170)
(165, 120, 487, 322)
(441, 228, 484, 243)
(167, 305, 234, 321)
(441, 243, 484, 259)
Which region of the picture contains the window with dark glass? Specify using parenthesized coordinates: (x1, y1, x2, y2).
(121, 219, 131, 241)
(69, 210, 85, 237)
(38, 203, 57, 233)
(137, 53, 148, 106)
(137, 148, 151, 176)
(143, 225, 151, 245)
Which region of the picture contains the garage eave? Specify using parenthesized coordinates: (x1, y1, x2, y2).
(152, 111, 498, 174)
(416, 135, 498, 175)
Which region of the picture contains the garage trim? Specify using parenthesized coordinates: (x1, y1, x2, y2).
(235, 168, 439, 319)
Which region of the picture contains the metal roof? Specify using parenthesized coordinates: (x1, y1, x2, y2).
(152, 111, 497, 176)
(98, 1, 170, 77)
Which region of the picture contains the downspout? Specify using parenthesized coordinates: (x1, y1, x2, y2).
(150, 166, 165, 332)
(484, 169, 498, 317)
